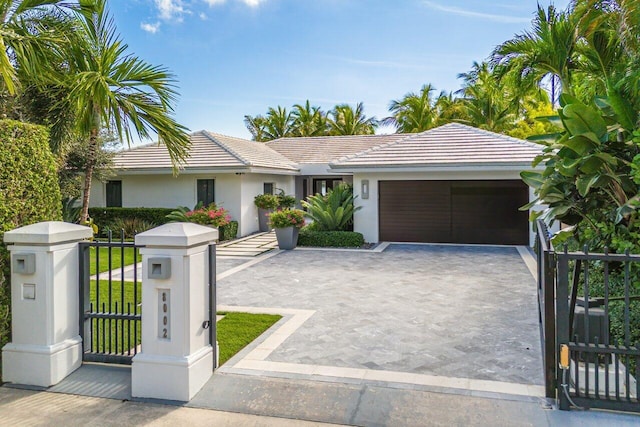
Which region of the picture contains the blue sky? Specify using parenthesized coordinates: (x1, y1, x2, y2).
(108, 0, 571, 141)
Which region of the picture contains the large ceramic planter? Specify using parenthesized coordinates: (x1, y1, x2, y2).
(258, 208, 273, 232)
(275, 226, 299, 250)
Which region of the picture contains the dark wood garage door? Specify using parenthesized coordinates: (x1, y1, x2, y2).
(378, 180, 529, 245)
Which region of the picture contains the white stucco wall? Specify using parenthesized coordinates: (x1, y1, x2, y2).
(238, 173, 295, 236)
(351, 169, 536, 245)
(90, 172, 295, 238)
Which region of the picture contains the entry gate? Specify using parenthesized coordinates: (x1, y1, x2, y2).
(536, 219, 640, 412)
(79, 231, 144, 364)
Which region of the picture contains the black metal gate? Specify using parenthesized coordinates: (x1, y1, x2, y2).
(536, 219, 640, 412)
(79, 231, 144, 365)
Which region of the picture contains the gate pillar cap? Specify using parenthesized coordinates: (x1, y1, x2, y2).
(135, 223, 218, 248)
(4, 221, 93, 245)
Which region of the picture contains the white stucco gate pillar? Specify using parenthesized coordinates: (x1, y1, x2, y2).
(2, 221, 93, 387)
(132, 223, 217, 402)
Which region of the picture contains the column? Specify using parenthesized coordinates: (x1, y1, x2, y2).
(2, 221, 93, 387)
(132, 223, 217, 401)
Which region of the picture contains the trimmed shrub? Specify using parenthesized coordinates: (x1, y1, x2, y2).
(297, 229, 364, 248)
(220, 220, 238, 242)
(88, 207, 174, 236)
(107, 218, 156, 239)
(0, 120, 62, 379)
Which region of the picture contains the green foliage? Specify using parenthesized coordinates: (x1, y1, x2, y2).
(90, 207, 174, 236)
(244, 100, 376, 141)
(219, 220, 238, 242)
(216, 312, 281, 366)
(62, 197, 82, 223)
(383, 84, 440, 133)
(254, 194, 280, 209)
(302, 183, 361, 231)
(0, 120, 62, 378)
(275, 189, 296, 209)
(107, 218, 156, 239)
(522, 95, 639, 240)
(298, 229, 365, 248)
(269, 209, 305, 229)
(167, 203, 231, 228)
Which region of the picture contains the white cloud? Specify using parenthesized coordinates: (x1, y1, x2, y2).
(155, 0, 187, 21)
(203, 0, 266, 8)
(240, 0, 266, 7)
(140, 21, 161, 33)
(423, 1, 531, 24)
(199, 12, 208, 20)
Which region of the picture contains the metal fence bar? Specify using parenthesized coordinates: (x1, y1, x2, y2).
(79, 234, 144, 365)
(535, 220, 557, 399)
(556, 249, 571, 410)
(209, 243, 217, 370)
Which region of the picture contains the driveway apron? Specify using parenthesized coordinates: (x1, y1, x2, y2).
(217, 244, 543, 387)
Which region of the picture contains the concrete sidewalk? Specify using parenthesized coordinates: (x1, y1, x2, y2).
(3, 377, 640, 427)
(0, 386, 336, 427)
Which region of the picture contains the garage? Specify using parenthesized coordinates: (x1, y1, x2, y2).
(378, 180, 529, 245)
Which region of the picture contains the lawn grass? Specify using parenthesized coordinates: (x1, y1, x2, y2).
(88, 279, 141, 354)
(216, 312, 282, 365)
(89, 246, 139, 275)
(86, 282, 280, 364)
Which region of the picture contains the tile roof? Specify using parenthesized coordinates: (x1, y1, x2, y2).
(266, 134, 408, 163)
(330, 123, 542, 169)
(113, 131, 298, 172)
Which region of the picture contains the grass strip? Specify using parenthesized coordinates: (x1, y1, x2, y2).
(90, 246, 139, 275)
(216, 312, 282, 366)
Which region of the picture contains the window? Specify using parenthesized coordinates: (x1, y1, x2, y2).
(197, 179, 215, 206)
(263, 183, 274, 195)
(106, 181, 122, 207)
(313, 178, 342, 196)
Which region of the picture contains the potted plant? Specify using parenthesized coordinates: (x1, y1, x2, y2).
(254, 194, 280, 232)
(269, 208, 305, 250)
(275, 188, 297, 209)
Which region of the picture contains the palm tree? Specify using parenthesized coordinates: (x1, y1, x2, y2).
(572, 0, 639, 129)
(434, 91, 468, 126)
(383, 84, 439, 133)
(492, 4, 580, 104)
(61, 0, 190, 222)
(244, 106, 294, 141)
(456, 62, 517, 132)
(244, 114, 269, 141)
(0, 1, 74, 95)
(291, 100, 326, 137)
(328, 102, 376, 135)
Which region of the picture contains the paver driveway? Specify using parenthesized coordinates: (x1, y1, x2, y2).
(218, 244, 543, 387)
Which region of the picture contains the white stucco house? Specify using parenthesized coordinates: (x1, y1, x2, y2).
(91, 123, 543, 244)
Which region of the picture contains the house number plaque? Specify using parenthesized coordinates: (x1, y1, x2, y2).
(158, 289, 170, 340)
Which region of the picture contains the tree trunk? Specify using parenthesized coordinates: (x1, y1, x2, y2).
(80, 129, 99, 223)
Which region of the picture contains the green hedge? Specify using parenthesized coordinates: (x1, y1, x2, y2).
(89, 207, 240, 242)
(0, 120, 62, 380)
(89, 207, 174, 236)
(220, 221, 238, 242)
(298, 229, 364, 248)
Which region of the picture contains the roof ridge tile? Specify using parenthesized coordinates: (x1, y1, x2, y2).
(202, 131, 251, 166)
(332, 132, 421, 164)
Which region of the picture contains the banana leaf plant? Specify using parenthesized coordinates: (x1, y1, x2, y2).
(521, 94, 640, 245)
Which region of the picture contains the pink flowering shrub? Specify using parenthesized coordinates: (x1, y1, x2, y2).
(184, 204, 231, 227)
(269, 208, 305, 229)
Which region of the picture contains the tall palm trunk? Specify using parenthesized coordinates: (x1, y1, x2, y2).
(80, 128, 99, 223)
